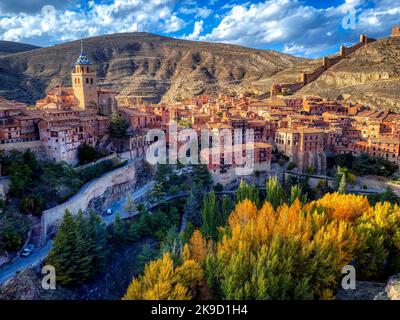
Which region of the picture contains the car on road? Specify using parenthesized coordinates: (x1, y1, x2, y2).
(106, 208, 113, 216)
(21, 244, 35, 257)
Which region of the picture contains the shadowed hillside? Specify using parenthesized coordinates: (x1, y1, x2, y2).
(0, 41, 39, 56)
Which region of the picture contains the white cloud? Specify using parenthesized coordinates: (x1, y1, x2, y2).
(183, 20, 204, 40)
(0, 0, 185, 44)
(199, 0, 400, 57)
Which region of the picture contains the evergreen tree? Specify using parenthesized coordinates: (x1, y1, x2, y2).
(108, 112, 129, 138)
(184, 187, 202, 227)
(85, 211, 108, 273)
(47, 210, 79, 285)
(111, 213, 127, 246)
(265, 176, 284, 209)
(150, 182, 166, 201)
(192, 164, 212, 189)
(221, 195, 233, 224)
(47, 210, 109, 285)
(201, 191, 221, 239)
(235, 180, 260, 208)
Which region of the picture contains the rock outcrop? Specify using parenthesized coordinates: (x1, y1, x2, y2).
(385, 274, 400, 300)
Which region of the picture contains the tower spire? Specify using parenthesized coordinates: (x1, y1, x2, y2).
(80, 40, 84, 53)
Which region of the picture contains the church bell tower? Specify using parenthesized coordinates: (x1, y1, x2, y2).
(72, 41, 98, 112)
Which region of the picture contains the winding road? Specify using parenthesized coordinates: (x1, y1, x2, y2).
(0, 182, 154, 285)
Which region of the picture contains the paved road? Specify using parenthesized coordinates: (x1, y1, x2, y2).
(103, 181, 154, 223)
(0, 241, 52, 285)
(0, 182, 154, 285)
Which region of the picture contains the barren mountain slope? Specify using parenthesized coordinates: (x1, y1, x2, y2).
(0, 33, 305, 104)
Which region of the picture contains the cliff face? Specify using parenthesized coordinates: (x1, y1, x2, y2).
(0, 33, 304, 104)
(299, 37, 400, 110)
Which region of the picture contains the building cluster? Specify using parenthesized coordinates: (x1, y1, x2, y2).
(0, 47, 117, 164)
(124, 93, 400, 179)
(2, 37, 400, 181)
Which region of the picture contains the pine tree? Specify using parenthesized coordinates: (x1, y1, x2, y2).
(85, 210, 108, 273)
(111, 213, 127, 246)
(47, 210, 79, 285)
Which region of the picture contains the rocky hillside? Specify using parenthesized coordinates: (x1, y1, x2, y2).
(0, 41, 39, 56)
(299, 37, 400, 110)
(0, 33, 305, 104)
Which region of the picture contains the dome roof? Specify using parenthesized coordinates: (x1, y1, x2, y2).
(75, 51, 91, 65)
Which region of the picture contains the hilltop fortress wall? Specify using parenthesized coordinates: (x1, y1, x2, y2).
(271, 34, 376, 97)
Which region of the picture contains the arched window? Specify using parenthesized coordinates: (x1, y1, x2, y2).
(86, 78, 89, 84)
(91, 78, 93, 84)
(87, 67, 90, 73)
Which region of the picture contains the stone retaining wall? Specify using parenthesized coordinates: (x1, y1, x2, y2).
(40, 160, 141, 245)
(0, 140, 46, 160)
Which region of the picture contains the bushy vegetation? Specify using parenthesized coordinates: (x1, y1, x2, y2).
(128, 199, 184, 243)
(329, 153, 398, 177)
(78, 144, 107, 165)
(124, 177, 400, 300)
(0, 150, 124, 255)
(108, 112, 129, 139)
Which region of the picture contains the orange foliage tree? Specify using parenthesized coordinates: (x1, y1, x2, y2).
(123, 252, 203, 300)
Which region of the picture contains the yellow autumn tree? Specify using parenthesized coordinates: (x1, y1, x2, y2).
(189, 230, 208, 263)
(355, 201, 400, 278)
(307, 192, 370, 221)
(123, 252, 203, 300)
(207, 197, 358, 300)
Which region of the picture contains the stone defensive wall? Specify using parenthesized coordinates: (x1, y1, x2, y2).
(272, 34, 376, 96)
(302, 65, 326, 85)
(0, 140, 46, 160)
(39, 159, 140, 245)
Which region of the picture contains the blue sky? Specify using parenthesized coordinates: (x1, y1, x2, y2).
(0, 0, 399, 57)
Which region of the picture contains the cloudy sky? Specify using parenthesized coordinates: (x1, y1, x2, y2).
(0, 0, 399, 57)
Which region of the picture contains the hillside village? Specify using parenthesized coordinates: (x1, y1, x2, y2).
(0, 17, 400, 303)
(0, 27, 400, 181)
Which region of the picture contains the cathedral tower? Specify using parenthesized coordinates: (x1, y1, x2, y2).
(72, 42, 98, 112)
